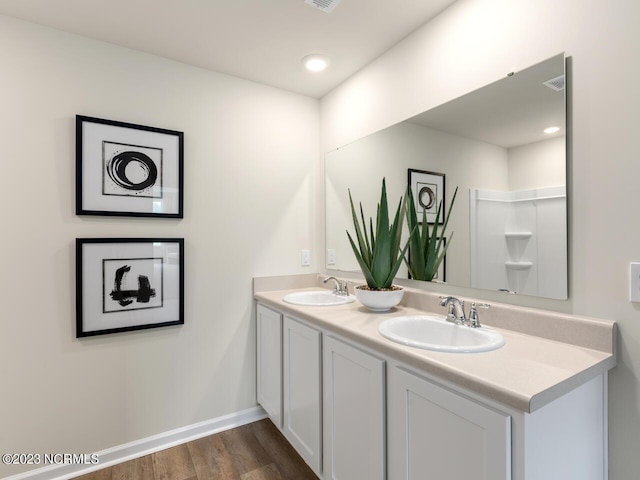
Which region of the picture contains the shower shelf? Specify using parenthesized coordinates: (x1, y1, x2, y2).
(505, 261, 533, 270)
(505, 232, 532, 239)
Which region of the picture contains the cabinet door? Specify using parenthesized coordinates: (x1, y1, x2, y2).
(256, 304, 283, 428)
(283, 316, 322, 476)
(323, 335, 385, 480)
(389, 367, 511, 480)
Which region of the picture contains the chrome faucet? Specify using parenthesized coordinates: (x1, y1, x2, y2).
(439, 296, 490, 328)
(323, 276, 349, 296)
(439, 296, 466, 324)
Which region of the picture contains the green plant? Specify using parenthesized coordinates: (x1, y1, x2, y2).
(346, 178, 412, 290)
(404, 185, 458, 281)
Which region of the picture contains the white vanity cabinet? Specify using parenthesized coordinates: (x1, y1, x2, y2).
(387, 364, 607, 480)
(388, 366, 511, 480)
(257, 307, 386, 480)
(323, 335, 385, 480)
(282, 316, 323, 476)
(255, 300, 609, 480)
(256, 305, 283, 428)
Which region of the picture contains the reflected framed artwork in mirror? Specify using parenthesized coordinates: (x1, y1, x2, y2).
(408, 169, 445, 224)
(326, 53, 568, 300)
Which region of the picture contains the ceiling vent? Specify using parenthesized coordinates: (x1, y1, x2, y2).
(305, 0, 343, 14)
(543, 74, 565, 91)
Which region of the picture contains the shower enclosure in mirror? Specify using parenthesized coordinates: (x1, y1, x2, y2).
(325, 53, 568, 300)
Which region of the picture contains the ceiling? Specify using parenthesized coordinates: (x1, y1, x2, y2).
(0, 0, 458, 98)
(409, 53, 566, 148)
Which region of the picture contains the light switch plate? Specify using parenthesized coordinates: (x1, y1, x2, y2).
(630, 263, 640, 302)
(301, 250, 310, 267)
(327, 249, 336, 265)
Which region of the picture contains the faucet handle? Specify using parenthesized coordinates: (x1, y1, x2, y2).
(468, 303, 490, 328)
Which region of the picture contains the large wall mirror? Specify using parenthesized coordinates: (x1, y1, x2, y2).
(326, 53, 568, 300)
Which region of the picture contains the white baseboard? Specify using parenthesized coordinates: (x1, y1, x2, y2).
(5, 406, 267, 480)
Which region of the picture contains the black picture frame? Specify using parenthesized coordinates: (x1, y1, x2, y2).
(76, 238, 184, 337)
(408, 168, 445, 224)
(76, 115, 184, 218)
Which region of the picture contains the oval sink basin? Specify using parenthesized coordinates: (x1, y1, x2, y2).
(283, 291, 355, 306)
(378, 315, 505, 353)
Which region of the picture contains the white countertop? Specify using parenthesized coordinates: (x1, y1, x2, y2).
(254, 286, 616, 413)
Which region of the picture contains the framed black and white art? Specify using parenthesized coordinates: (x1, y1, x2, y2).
(76, 115, 184, 218)
(408, 169, 445, 224)
(76, 238, 184, 337)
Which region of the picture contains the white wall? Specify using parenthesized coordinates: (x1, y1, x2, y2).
(0, 15, 318, 477)
(508, 136, 566, 191)
(320, 0, 640, 477)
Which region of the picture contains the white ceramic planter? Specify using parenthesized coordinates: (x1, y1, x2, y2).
(354, 286, 404, 312)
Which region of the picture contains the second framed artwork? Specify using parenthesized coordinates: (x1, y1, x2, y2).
(76, 115, 184, 218)
(408, 169, 445, 224)
(76, 238, 184, 337)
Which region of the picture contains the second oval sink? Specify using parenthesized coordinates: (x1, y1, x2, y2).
(378, 315, 505, 353)
(283, 291, 355, 306)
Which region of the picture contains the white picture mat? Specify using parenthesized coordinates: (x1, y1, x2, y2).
(81, 122, 180, 214)
(81, 241, 181, 333)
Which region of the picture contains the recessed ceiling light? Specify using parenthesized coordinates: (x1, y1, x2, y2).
(544, 126, 560, 134)
(302, 54, 330, 72)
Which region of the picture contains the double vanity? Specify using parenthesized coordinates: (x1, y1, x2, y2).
(254, 274, 616, 480)
(254, 51, 601, 480)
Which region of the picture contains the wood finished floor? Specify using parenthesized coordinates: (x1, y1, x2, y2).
(73, 419, 318, 480)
